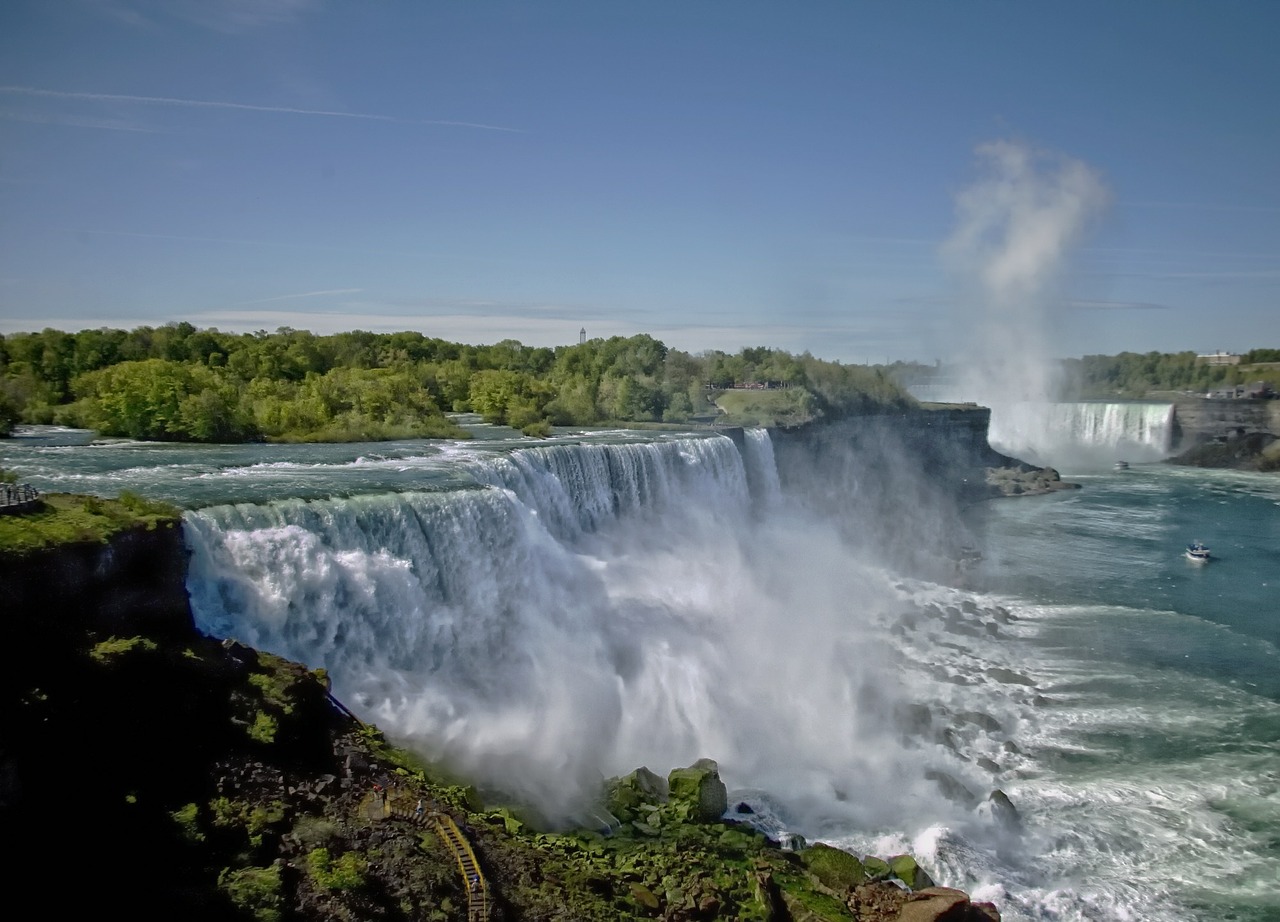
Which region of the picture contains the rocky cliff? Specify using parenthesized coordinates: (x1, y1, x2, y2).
(1169, 396, 1280, 449)
(1165, 396, 1280, 470)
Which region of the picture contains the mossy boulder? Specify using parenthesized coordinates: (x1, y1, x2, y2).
(863, 855, 891, 881)
(666, 758, 727, 823)
(888, 854, 936, 890)
(800, 842, 866, 890)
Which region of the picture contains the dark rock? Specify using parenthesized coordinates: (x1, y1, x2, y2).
(925, 770, 979, 808)
(988, 789, 1022, 833)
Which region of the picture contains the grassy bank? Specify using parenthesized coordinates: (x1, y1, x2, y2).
(0, 490, 182, 554)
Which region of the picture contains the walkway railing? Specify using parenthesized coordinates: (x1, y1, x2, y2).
(434, 813, 488, 922)
(0, 482, 39, 515)
(369, 789, 490, 921)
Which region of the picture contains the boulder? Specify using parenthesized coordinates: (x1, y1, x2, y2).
(799, 841, 866, 889)
(987, 789, 1021, 833)
(888, 854, 936, 890)
(667, 758, 727, 823)
(897, 886, 972, 922)
(605, 765, 668, 820)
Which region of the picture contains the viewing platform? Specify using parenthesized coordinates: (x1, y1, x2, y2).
(0, 482, 40, 515)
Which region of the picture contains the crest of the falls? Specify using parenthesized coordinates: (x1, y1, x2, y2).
(987, 401, 1175, 469)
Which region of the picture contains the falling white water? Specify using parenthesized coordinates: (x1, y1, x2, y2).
(182, 434, 999, 837)
(742, 428, 783, 510)
(987, 401, 1176, 469)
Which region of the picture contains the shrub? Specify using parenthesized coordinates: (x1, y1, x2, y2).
(218, 864, 283, 922)
(170, 802, 205, 843)
(307, 847, 369, 891)
(248, 711, 278, 744)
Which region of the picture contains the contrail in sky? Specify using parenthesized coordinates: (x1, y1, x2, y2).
(0, 86, 522, 132)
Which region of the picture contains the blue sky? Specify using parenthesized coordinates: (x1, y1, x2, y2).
(1, 0, 1277, 364)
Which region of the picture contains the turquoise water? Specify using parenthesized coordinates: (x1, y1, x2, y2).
(950, 463, 1280, 921)
(969, 465, 1280, 698)
(3, 426, 1277, 922)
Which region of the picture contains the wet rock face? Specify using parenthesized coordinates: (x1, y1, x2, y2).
(5, 522, 195, 640)
(1169, 396, 1280, 450)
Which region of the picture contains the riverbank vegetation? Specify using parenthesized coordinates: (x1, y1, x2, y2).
(0, 484, 181, 553)
(0, 325, 915, 442)
(890, 349, 1280, 401)
(1061, 349, 1280, 398)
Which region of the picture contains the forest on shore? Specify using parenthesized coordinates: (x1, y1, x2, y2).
(1060, 349, 1280, 398)
(0, 324, 912, 442)
(1, 324, 1275, 443)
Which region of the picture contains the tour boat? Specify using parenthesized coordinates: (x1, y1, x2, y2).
(1185, 541, 1211, 563)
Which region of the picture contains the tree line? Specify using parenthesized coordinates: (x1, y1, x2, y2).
(0, 324, 915, 442)
(1059, 349, 1280, 398)
(894, 349, 1280, 400)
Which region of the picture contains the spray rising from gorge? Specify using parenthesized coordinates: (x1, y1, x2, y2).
(940, 140, 1113, 466)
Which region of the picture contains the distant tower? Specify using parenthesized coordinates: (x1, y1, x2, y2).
(579, 327, 586, 345)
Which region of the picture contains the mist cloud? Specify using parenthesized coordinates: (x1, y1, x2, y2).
(942, 140, 1109, 404)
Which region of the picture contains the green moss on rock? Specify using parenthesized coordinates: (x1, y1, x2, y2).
(801, 841, 867, 889)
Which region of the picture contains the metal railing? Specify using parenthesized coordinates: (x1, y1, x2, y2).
(0, 482, 39, 513)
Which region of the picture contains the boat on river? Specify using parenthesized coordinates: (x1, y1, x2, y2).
(1185, 541, 1211, 563)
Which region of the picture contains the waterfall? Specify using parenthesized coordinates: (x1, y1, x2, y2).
(741, 428, 783, 510)
(987, 401, 1175, 469)
(182, 429, 993, 835)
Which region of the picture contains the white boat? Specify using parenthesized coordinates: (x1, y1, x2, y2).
(1114, 460, 1129, 471)
(1185, 541, 1211, 563)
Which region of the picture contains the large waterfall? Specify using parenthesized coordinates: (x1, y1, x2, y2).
(182, 431, 1002, 837)
(987, 401, 1175, 469)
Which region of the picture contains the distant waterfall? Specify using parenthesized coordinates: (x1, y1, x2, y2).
(988, 401, 1175, 468)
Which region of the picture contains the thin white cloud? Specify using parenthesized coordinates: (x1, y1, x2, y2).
(1113, 268, 1280, 281)
(1068, 299, 1168, 311)
(1122, 199, 1280, 214)
(238, 289, 363, 305)
(94, 0, 324, 35)
(0, 86, 522, 133)
(0, 108, 158, 133)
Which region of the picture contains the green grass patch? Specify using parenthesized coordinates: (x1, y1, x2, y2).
(712, 388, 818, 427)
(90, 635, 158, 664)
(0, 491, 181, 554)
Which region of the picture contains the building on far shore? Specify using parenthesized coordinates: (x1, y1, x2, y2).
(1197, 351, 1242, 366)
